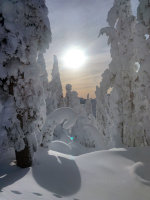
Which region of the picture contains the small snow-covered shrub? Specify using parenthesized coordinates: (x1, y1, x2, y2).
(71, 116, 105, 150)
(41, 108, 78, 147)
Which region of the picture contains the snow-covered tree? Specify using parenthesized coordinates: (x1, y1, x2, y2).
(65, 84, 73, 107)
(96, 0, 136, 147)
(41, 107, 78, 147)
(137, 0, 150, 28)
(46, 55, 64, 114)
(0, 0, 51, 167)
(64, 84, 84, 114)
(131, 0, 150, 146)
(37, 53, 49, 99)
(85, 94, 93, 116)
(42, 55, 64, 146)
(71, 115, 105, 150)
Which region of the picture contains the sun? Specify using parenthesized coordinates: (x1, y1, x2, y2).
(62, 47, 87, 69)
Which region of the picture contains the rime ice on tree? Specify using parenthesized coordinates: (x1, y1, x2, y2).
(96, 0, 137, 147)
(131, 0, 150, 146)
(0, 0, 51, 167)
(46, 55, 64, 114)
(85, 94, 93, 116)
(64, 84, 84, 114)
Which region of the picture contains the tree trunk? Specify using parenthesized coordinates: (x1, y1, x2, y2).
(15, 138, 33, 168)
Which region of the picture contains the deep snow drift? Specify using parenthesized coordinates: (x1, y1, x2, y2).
(0, 147, 150, 200)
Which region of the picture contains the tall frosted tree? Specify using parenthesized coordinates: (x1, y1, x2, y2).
(96, 0, 136, 147)
(65, 84, 73, 107)
(42, 55, 64, 147)
(0, 0, 51, 167)
(37, 53, 49, 99)
(46, 55, 64, 114)
(64, 84, 84, 114)
(85, 94, 93, 116)
(131, 0, 150, 146)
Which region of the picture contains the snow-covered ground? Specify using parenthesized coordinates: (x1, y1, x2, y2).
(0, 147, 150, 200)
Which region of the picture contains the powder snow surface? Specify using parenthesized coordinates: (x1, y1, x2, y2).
(0, 147, 150, 200)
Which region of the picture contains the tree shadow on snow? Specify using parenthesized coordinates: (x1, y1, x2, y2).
(32, 150, 81, 197)
(115, 147, 150, 186)
(0, 155, 29, 192)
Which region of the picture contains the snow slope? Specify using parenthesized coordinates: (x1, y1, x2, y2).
(0, 147, 150, 200)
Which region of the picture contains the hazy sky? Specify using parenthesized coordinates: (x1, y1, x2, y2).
(45, 0, 138, 98)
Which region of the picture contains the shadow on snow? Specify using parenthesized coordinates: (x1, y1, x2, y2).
(115, 147, 150, 186)
(32, 149, 81, 197)
(0, 152, 29, 192)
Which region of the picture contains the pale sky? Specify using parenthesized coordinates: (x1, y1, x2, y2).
(44, 0, 139, 98)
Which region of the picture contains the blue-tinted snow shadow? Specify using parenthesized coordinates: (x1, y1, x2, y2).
(115, 147, 150, 186)
(0, 152, 29, 192)
(32, 149, 81, 197)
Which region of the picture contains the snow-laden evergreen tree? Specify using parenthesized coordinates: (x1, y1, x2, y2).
(137, 0, 150, 28)
(84, 93, 98, 127)
(65, 84, 73, 107)
(85, 94, 93, 116)
(41, 107, 78, 147)
(0, 0, 51, 167)
(131, 0, 150, 146)
(42, 55, 64, 146)
(46, 55, 64, 114)
(64, 84, 85, 114)
(37, 53, 49, 99)
(64, 86, 104, 148)
(71, 115, 105, 150)
(96, 0, 136, 147)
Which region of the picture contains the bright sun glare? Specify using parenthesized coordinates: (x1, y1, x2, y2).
(62, 47, 87, 69)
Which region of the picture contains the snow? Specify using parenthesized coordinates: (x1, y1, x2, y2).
(49, 141, 73, 155)
(1, 0, 150, 199)
(48, 107, 78, 130)
(0, 0, 51, 157)
(46, 55, 64, 114)
(64, 84, 85, 114)
(96, 0, 149, 148)
(0, 147, 150, 200)
(42, 107, 105, 152)
(41, 107, 78, 147)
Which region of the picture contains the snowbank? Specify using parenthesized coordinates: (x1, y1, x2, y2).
(0, 147, 150, 200)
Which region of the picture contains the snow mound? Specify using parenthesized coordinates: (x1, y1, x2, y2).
(129, 162, 150, 184)
(1, 147, 150, 200)
(49, 141, 72, 155)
